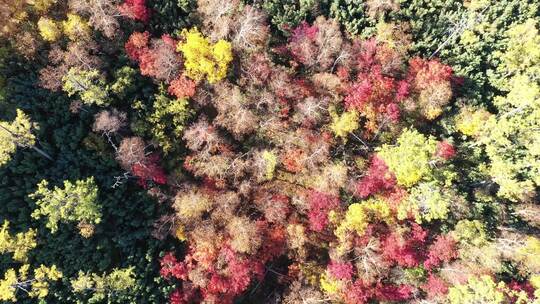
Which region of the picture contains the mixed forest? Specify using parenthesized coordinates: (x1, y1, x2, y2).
(1, 0, 540, 303)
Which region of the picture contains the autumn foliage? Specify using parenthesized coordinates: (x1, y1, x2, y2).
(2, 0, 540, 303)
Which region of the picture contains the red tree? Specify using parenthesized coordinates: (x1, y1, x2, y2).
(328, 261, 354, 280)
(125, 31, 150, 61)
(307, 190, 340, 232)
(119, 0, 150, 22)
(132, 153, 168, 187)
(424, 234, 458, 270)
(168, 75, 197, 99)
(355, 155, 397, 198)
(407, 57, 453, 90)
(381, 223, 427, 267)
(422, 274, 449, 299)
(435, 141, 456, 160)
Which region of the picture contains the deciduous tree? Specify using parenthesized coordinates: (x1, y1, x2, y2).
(29, 177, 101, 237)
(0, 221, 37, 262)
(0, 264, 62, 302)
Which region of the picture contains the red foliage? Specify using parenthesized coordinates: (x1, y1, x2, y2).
(132, 153, 167, 188)
(328, 261, 354, 280)
(508, 281, 535, 302)
(138, 50, 158, 77)
(344, 280, 374, 304)
(118, 0, 150, 22)
(355, 155, 397, 198)
(161, 34, 177, 48)
(136, 38, 182, 82)
(381, 223, 427, 267)
(424, 234, 458, 270)
(344, 66, 401, 125)
(290, 21, 318, 42)
(160, 252, 187, 280)
(375, 283, 414, 302)
(396, 80, 410, 101)
(257, 222, 287, 261)
(196, 246, 265, 304)
(422, 274, 449, 299)
(125, 31, 150, 61)
(407, 57, 453, 90)
(435, 141, 456, 160)
(282, 148, 304, 173)
(307, 190, 340, 232)
(168, 75, 197, 99)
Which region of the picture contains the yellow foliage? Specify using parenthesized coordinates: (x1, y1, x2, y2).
(0, 109, 36, 166)
(261, 150, 277, 180)
(447, 275, 507, 304)
(0, 264, 62, 302)
(496, 19, 540, 87)
(28, 0, 56, 12)
(329, 108, 359, 140)
(62, 14, 90, 40)
(397, 182, 452, 223)
(455, 105, 491, 137)
(177, 28, 233, 83)
(30, 265, 62, 299)
(320, 273, 341, 294)
(0, 220, 37, 262)
(37, 17, 61, 42)
(0, 268, 17, 302)
(452, 219, 488, 247)
(175, 225, 187, 241)
(460, 30, 479, 45)
(531, 274, 540, 300)
(516, 236, 540, 272)
(336, 198, 393, 239)
(377, 129, 437, 187)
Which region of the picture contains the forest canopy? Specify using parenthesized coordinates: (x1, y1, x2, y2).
(0, 0, 540, 303)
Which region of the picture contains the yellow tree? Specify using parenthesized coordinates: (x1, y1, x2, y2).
(177, 28, 233, 83)
(0, 264, 62, 302)
(0, 220, 37, 262)
(0, 109, 52, 166)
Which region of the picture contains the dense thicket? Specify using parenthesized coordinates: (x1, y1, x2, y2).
(0, 0, 539, 303)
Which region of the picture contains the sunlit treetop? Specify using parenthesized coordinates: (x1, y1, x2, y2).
(377, 128, 438, 187)
(0, 220, 37, 262)
(0, 109, 36, 166)
(177, 27, 233, 83)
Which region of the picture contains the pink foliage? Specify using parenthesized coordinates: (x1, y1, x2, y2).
(328, 261, 354, 280)
(422, 274, 449, 299)
(396, 80, 410, 101)
(381, 223, 427, 267)
(424, 234, 458, 270)
(356, 155, 397, 198)
(118, 0, 150, 22)
(344, 280, 374, 304)
(160, 252, 187, 280)
(307, 190, 340, 232)
(290, 21, 318, 42)
(508, 281, 535, 302)
(375, 283, 414, 302)
(435, 141, 456, 160)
